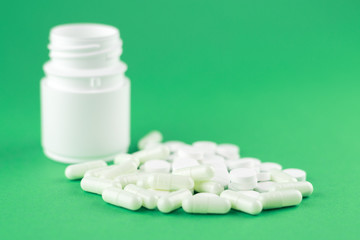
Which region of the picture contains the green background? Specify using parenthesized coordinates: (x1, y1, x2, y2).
(1, 0, 359, 239)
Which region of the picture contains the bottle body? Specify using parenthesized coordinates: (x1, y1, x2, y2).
(41, 23, 130, 163)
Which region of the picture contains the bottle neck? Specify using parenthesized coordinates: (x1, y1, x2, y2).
(47, 23, 123, 70)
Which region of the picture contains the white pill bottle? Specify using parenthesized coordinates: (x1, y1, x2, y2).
(41, 23, 130, 163)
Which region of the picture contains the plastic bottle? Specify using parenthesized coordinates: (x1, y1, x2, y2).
(41, 23, 130, 163)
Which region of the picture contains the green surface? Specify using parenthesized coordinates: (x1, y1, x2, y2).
(1, 0, 360, 239)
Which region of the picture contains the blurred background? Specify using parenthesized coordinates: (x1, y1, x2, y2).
(0, 0, 359, 239)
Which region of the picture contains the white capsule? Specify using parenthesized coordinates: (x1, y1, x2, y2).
(238, 190, 260, 199)
(124, 184, 157, 209)
(257, 172, 271, 182)
(114, 154, 140, 167)
(192, 141, 217, 154)
(84, 165, 111, 178)
(136, 178, 151, 188)
(173, 165, 214, 181)
(283, 168, 306, 182)
(100, 160, 138, 179)
(141, 160, 171, 173)
(230, 168, 257, 190)
(270, 181, 314, 197)
(102, 187, 142, 211)
(138, 130, 163, 150)
(133, 145, 170, 164)
(157, 189, 192, 213)
(80, 176, 122, 195)
(146, 173, 194, 191)
(255, 181, 276, 193)
(194, 181, 224, 195)
(216, 144, 240, 159)
(114, 173, 148, 188)
(65, 160, 107, 180)
(148, 189, 171, 199)
(182, 194, 231, 214)
(270, 169, 298, 183)
(260, 162, 282, 172)
(220, 190, 262, 215)
(259, 190, 302, 209)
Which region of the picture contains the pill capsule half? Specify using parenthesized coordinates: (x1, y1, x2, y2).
(194, 181, 224, 195)
(182, 194, 231, 214)
(173, 165, 215, 181)
(65, 160, 107, 180)
(259, 190, 302, 209)
(124, 184, 157, 209)
(114, 173, 148, 187)
(157, 189, 192, 213)
(220, 190, 262, 215)
(102, 187, 142, 211)
(81, 176, 122, 195)
(270, 181, 314, 197)
(146, 173, 194, 191)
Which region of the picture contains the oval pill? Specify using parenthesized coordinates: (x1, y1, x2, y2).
(65, 160, 107, 180)
(102, 187, 142, 211)
(220, 190, 263, 215)
(157, 189, 192, 213)
(182, 194, 231, 214)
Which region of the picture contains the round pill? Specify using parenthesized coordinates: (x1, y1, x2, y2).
(230, 168, 257, 185)
(283, 168, 306, 182)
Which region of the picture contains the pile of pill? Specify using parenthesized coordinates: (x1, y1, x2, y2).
(65, 131, 313, 215)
